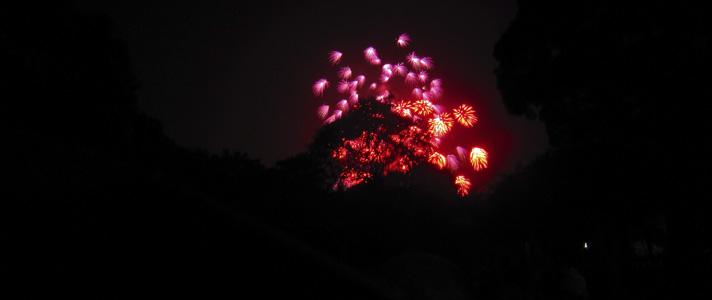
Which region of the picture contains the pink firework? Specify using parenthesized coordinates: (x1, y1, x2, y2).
(456, 146, 467, 161)
(405, 72, 418, 85)
(430, 78, 442, 87)
(418, 71, 429, 83)
(419, 57, 433, 69)
(412, 88, 423, 98)
(370, 58, 382, 65)
(336, 99, 349, 112)
(407, 52, 421, 69)
(364, 47, 379, 62)
(349, 91, 359, 103)
(337, 80, 350, 93)
(447, 155, 460, 171)
(313, 79, 329, 96)
(369, 83, 378, 90)
(355, 75, 366, 87)
(396, 33, 410, 47)
(329, 51, 342, 65)
(317, 104, 330, 119)
(395, 63, 408, 76)
(338, 67, 352, 79)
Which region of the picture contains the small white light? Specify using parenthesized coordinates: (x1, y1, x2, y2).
(584, 242, 588, 249)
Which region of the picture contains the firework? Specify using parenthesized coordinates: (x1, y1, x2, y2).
(312, 34, 492, 196)
(329, 51, 343, 65)
(453, 104, 478, 127)
(396, 33, 410, 47)
(418, 71, 429, 83)
(456, 146, 467, 161)
(428, 113, 454, 137)
(395, 63, 408, 76)
(338, 66, 352, 79)
(337, 99, 349, 112)
(446, 155, 459, 171)
(454, 175, 471, 197)
(317, 105, 330, 119)
(405, 72, 418, 85)
(411, 99, 435, 116)
(391, 101, 413, 118)
(407, 52, 420, 69)
(349, 91, 359, 103)
(429, 152, 447, 169)
(469, 147, 488, 171)
(419, 57, 433, 69)
(337, 80, 350, 93)
(356, 75, 366, 87)
(313, 79, 329, 96)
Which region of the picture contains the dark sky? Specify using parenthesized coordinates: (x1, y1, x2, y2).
(75, 0, 547, 172)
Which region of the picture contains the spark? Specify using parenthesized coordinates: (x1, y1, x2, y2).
(469, 147, 488, 171)
(338, 66, 352, 79)
(395, 63, 408, 76)
(411, 99, 435, 116)
(412, 87, 423, 99)
(418, 71, 428, 83)
(312, 79, 329, 97)
(356, 75, 366, 87)
(429, 152, 447, 169)
(446, 155, 459, 171)
(396, 33, 410, 47)
(452, 104, 478, 127)
(405, 72, 418, 85)
(369, 83, 378, 90)
(349, 91, 359, 103)
(454, 175, 472, 197)
(419, 57, 433, 69)
(428, 113, 454, 137)
(329, 51, 343, 65)
(337, 80, 350, 93)
(337, 99, 349, 112)
(317, 105, 330, 119)
(456, 146, 467, 161)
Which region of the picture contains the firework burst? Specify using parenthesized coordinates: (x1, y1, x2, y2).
(396, 33, 410, 47)
(469, 147, 488, 171)
(454, 175, 472, 196)
(453, 104, 478, 127)
(310, 33, 491, 197)
(312, 79, 329, 96)
(428, 113, 454, 137)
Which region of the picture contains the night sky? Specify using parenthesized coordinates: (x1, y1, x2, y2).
(75, 0, 547, 171)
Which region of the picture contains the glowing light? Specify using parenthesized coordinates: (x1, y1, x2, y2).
(452, 104, 478, 127)
(419, 57, 433, 69)
(456, 146, 467, 161)
(412, 88, 423, 99)
(418, 71, 428, 83)
(469, 147, 488, 171)
(355, 75, 366, 87)
(428, 113, 454, 137)
(396, 33, 410, 47)
(349, 91, 359, 103)
(329, 51, 343, 65)
(395, 63, 408, 76)
(337, 80, 350, 93)
(338, 66, 352, 79)
(407, 52, 420, 69)
(446, 155, 459, 171)
(411, 99, 435, 117)
(454, 175, 471, 197)
(337, 99, 349, 112)
(429, 152, 447, 169)
(317, 105, 330, 119)
(405, 72, 418, 85)
(312, 79, 329, 96)
(391, 101, 413, 118)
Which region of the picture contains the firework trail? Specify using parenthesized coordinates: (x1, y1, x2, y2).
(311, 33, 489, 196)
